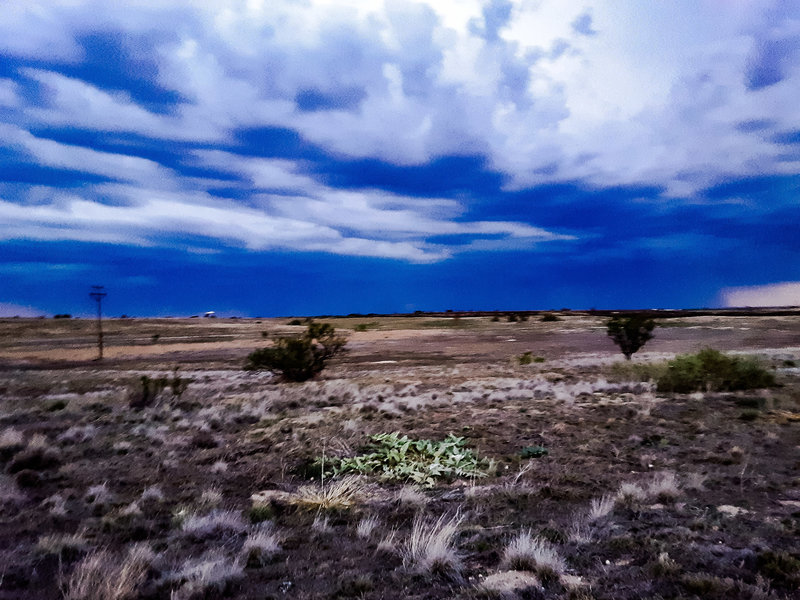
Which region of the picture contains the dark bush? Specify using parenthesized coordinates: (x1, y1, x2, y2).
(245, 323, 346, 382)
(606, 315, 655, 360)
(656, 348, 777, 393)
(540, 313, 561, 322)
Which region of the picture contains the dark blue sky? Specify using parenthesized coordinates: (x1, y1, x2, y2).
(1, 2, 799, 316)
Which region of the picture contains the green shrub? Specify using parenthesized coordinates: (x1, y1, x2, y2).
(517, 352, 545, 365)
(322, 432, 488, 487)
(656, 348, 776, 393)
(245, 323, 346, 382)
(540, 313, 561, 322)
(520, 446, 548, 459)
(607, 315, 655, 360)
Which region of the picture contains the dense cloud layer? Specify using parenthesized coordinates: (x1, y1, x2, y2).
(1, 1, 799, 312)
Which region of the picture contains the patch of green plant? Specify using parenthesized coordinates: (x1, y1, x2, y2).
(656, 348, 777, 393)
(249, 503, 274, 523)
(322, 432, 488, 487)
(756, 550, 800, 585)
(540, 312, 561, 322)
(738, 409, 760, 421)
(46, 399, 67, 411)
(609, 360, 666, 382)
(517, 352, 546, 365)
(520, 446, 548, 459)
(353, 322, 379, 332)
(245, 323, 347, 382)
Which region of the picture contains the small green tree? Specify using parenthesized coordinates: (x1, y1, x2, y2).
(245, 323, 346, 381)
(606, 314, 655, 360)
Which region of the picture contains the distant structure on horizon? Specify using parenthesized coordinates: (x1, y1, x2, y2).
(203, 311, 216, 318)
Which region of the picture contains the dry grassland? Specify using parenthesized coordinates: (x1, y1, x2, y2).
(0, 312, 798, 599)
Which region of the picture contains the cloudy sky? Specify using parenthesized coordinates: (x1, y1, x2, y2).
(1, 0, 799, 317)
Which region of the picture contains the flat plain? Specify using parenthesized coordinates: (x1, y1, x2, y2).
(0, 312, 798, 599)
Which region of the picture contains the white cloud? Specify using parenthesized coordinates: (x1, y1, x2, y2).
(2, 1, 797, 195)
(721, 281, 800, 307)
(0, 78, 20, 108)
(0, 302, 47, 317)
(0, 123, 176, 185)
(0, 0, 798, 262)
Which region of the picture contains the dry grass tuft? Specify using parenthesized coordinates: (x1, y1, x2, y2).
(616, 482, 648, 506)
(62, 543, 153, 600)
(376, 528, 399, 554)
(502, 530, 565, 581)
(181, 509, 247, 540)
(312, 513, 332, 533)
(403, 513, 463, 575)
(0, 427, 24, 451)
(140, 485, 164, 504)
(198, 487, 223, 508)
(36, 531, 89, 557)
(169, 550, 243, 599)
(85, 482, 114, 506)
(293, 475, 364, 511)
(396, 485, 427, 507)
(568, 519, 595, 544)
(588, 494, 615, 521)
(241, 523, 281, 567)
(647, 471, 681, 501)
(356, 514, 380, 539)
(684, 472, 707, 492)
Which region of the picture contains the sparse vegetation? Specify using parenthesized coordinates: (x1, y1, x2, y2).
(324, 432, 488, 487)
(0, 313, 798, 599)
(502, 530, 565, 581)
(403, 513, 463, 575)
(62, 544, 153, 600)
(244, 322, 347, 381)
(657, 348, 777, 393)
(606, 314, 655, 360)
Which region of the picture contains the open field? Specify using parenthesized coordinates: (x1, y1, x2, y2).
(0, 313, 799, 599)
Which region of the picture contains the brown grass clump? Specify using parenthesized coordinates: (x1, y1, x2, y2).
(587, 494, 615, 521)
(180, 509, 247, 540)
(647, 471, 681, 501)
(169, 550, 243, 599)
(403, 512, 463, 576)
(356, 514, 380, 539)
(241, 523, 281, 567)
(502, 531, 565, 581)
(62, 543, 154, 600)
(292, 475, 364, 511)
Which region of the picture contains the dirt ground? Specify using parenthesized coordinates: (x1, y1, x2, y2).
(0, 312, 798, 599)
